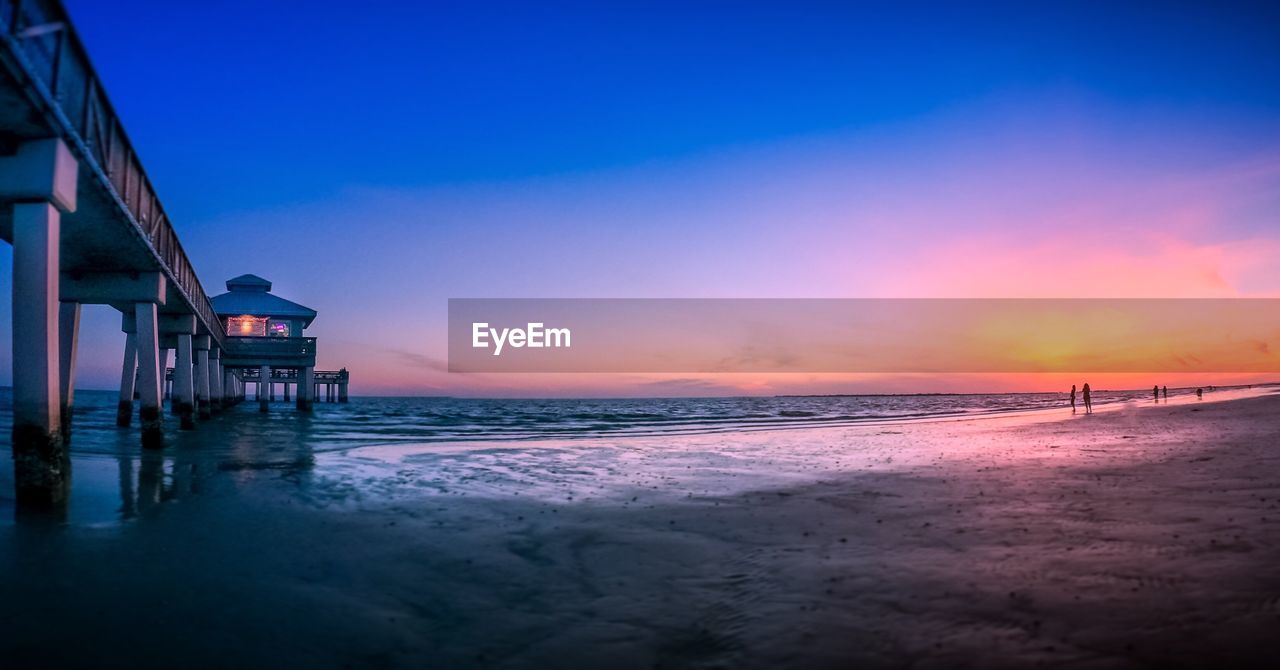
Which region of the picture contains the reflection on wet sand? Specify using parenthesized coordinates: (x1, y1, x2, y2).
(3, 393, 318, 524)
(106, 430, 317, 523)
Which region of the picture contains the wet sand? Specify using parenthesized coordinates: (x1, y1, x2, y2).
(2, 390, 1279, 668)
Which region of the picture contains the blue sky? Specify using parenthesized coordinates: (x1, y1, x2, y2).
(60, 1, 1280, 208)
(3, 1, 1279, 394)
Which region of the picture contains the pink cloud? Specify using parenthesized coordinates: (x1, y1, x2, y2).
(877, 233, 1280, 298)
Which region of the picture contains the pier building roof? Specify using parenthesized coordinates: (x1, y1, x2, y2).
(209, 275, 317, 326)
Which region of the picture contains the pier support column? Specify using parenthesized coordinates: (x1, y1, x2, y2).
(195, 348, 211, 419)
(224, 369, 237, 405)
(10, 203, 68, 505)
(135, 303, 164, 449)
(338, 370, 349, 403)
(283, 380, 291, 402)
(161, 348, 171, 400)
(259, 365, 271, 412)
(173, 334, 195, 429)
(297, 366, 314, 412)
(193, 335, 211, 420)
(58, 301, 81, 442)
(117, 332, 137, 427)
(209, 347, 223, 411)
(4, 138, 77, 506)
(64, 273, 165, 426)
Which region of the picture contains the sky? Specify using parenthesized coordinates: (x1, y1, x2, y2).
(2, 0, 1280, 396)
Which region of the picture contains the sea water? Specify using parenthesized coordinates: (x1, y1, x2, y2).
(0, 385, 1246, 525)
(0, 385, 1219, 455)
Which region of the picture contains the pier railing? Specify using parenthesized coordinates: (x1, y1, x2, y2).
(171, 366, 347, 382)
(1, 0, 224, 346)
(237, 368, 349, 382)
(223, 337, 317, 363)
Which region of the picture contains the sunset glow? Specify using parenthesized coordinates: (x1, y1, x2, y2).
(1, 3, 1278, 396)
(3, 3, 1279, 667)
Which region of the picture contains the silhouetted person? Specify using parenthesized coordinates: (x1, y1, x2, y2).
(1083, 383, 1093, 413)
(1153, 385, 1159, 402)
(1197, 388, 1203, 399)
(1070, 384, 1077, 413)
(1162, 385, 1168, 401)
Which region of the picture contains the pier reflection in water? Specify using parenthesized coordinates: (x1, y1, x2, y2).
(1, 389, 319, 524)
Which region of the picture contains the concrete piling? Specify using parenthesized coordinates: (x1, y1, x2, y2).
(297, 366, 314, 412)
(259, 365, 271, 412)
(194, 336, 211, 420)
(58, 301, 81, 442)
(117, 332, 137, 427)
(173, 334, 196, 429)
(10, 202, 69, 505)
(135, 303, 164, 449)
(209, 347, 223, 411)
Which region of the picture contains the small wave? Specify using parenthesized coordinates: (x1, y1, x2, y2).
(0, 385, 1248, 457)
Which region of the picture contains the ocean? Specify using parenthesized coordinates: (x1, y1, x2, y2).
(0, 385, 1202, 455)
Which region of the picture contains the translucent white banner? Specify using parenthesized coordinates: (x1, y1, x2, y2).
(448, 299, 1280, 373)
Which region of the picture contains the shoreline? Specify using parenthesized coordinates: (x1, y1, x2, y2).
(313, 384, 1275, 460)
(2, 390, 1278, 667)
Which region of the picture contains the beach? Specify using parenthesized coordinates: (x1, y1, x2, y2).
(3, 2, 1279, 669)
(1, 388, 1278, 668)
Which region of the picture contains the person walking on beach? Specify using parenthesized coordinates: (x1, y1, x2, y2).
(1153, 385, 1159, 402)
(1162, 385, 1168, 401)
(1070, 384, 1077, 413)
(1197, 388, 1203, 399)
(1083, 383, 1093, 413)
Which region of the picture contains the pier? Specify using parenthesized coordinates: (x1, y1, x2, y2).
(1, 0, 347, 505)
(233, 368, 350, 405)
(163, 367, 349, 409)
